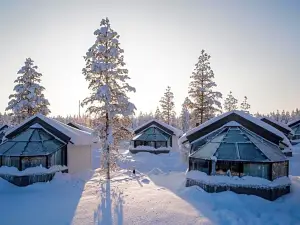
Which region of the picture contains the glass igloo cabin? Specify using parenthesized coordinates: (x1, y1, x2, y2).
(288, 118, 300, 144)
(130, 119, 182, 154)
(180, 111, 291, 200)
(0, 114, 96, 186)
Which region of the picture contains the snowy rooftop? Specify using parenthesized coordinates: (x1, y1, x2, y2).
(0, 125, 8, 131)
(288, 118, 300, 127)
(260, 116, 292, 133)
(183, 110, 291, 148)
(5, 114, 98, 146)
(67, 122, 95, 134)
(134, 119, 183, 137)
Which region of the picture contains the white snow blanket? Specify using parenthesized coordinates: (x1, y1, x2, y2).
(0, 149, 299, 224)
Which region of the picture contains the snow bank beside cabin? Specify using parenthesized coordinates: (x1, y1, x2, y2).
(0, 165, 68, 176)
(130, 146, 171, 151)
(186, 171, 291, 189)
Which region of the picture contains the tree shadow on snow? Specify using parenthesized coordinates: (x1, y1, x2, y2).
(94, 180, 124, 225)
(0, 172, 93, 225)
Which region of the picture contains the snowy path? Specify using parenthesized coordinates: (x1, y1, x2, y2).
(71, 171, 211, 225)
(1, 150, 300, 225)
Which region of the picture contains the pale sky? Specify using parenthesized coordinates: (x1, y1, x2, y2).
(0, 0, 299, 116)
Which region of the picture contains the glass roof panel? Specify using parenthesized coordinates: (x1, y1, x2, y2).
(13, 129, 34, 141)
(223, 130, 249, 142)
(30, 129, 41, 141)
(144, 127, 155, 134)
(43, 140, 64, 154)
(0, 142, 16, 154)
(214, 143, 238, 160)
(238, 143, 267, 161)
(2, 142, 28, 156)
(295, 125, 300, 134)
(22, 142, 45, 156)
(39, 130, 53, 141)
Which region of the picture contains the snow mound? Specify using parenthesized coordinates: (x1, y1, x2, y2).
(0, 165, 68, 176)
(186, 171, 291, 189)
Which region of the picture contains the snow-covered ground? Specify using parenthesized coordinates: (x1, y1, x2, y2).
(0, 148, 300, 225)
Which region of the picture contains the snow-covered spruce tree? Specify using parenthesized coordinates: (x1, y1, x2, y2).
(154, 107, 161, 120)
(188, 50, 222, 126)
(6, 58, 50, 124)
(240, 96, 250, 113)
(180, 97, 190, 132)
(223, 91, 238, 112)
(81, 18, 136, 179)
(159, 86, 175, 124)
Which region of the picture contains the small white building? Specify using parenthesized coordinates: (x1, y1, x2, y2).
(129, 119, 183, 154)
(0, 114, 98, 186)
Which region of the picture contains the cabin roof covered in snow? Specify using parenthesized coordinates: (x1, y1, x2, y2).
(189, 125, 287, 162)
(0, 124, 8, 132)
(5, 114, 97, 146)
(259, 117, 292, 135)
(288, 118, 300, 128)
(67, 122, 94, 134)
(184, 110, 291, 148)
(134, 119, 183, 137)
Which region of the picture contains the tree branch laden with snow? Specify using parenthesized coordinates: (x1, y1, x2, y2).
(6, 58, 50, 124)
(82, 18, 136, 179)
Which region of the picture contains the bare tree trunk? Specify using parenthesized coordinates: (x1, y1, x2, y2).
(105, 112, 110, 179)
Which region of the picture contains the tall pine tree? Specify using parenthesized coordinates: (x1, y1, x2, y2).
(224, 91, 238, 112)
(180, 97, 190, 132)
(81, 18, 136, 179)
(188, 50, 222, 125)
(159, 86, 175, 124)
(6, 58, 50, 124)
(240, 96, 251, 113)
(154, 107, 161, 120)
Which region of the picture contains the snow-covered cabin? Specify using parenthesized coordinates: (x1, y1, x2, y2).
(288, 118, 300, 144)
(180, 111, 290, 200)
(130, 119, 183, 154)
(0, 114, 98, 186)
(259, 117, 293, 139)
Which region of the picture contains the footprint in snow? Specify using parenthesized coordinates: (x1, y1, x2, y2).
(141, 178, 150, 184)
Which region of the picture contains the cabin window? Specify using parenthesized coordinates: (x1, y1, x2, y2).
(145, 141, 155, 147)
(1, 156, 19, 168)
(135, 141, 143, 147)
(243, 163, 269, 179)
(156, 141, 167, 148)
(21, 157, 47, 170)
(191, 159, 209, 174)
(272, 162, 288, 180)
(48, 149, 62, 167)
(215, 161, 239, 176)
